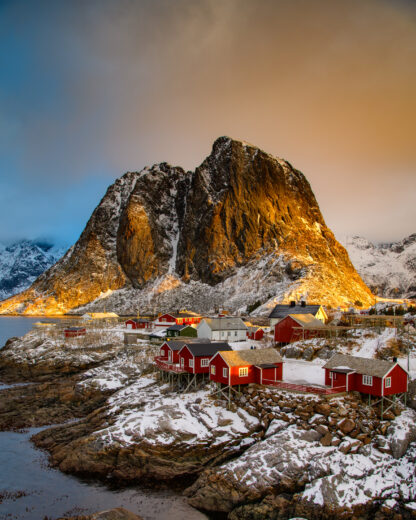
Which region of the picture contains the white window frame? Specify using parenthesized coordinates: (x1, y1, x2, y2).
(329, 371, 333, 379)
(189, 359, 194, 368)
(200, 358, 209, 367)
(362, 374, 373, 386)
(222, 367, 228, 378)
(211, 365, 216, 375)
(385, 377, 391, 388)
(239, 367, 248, 377)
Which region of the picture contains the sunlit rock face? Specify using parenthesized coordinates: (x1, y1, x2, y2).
(0, 137, 374, 315)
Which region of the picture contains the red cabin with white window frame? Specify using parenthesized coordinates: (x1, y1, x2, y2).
(178, 343, 232, 374)
(323, 353, 408, 396)
(209, 348, 283, 386)
(159, 340, 191, 364)
(274, 314, 326, 344)
(154, 312, 202, 328)
(125, 318, 152, 329)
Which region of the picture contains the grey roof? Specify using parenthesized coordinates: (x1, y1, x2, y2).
(162, 339, 208, 350)
(181, 342, 232, 357)
(201, 317, 248, 331)
(288, 314, 326, 328)
(166, 324, 194, 331)
(218, 348, 282, 367)
(323, 353, 396, 378)
(269, 304, 322, 319)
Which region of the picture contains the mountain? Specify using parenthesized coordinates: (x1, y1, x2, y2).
(341, 234, 416, 300)
(0, 240, 65, 301)
(0, 137, 374, 315)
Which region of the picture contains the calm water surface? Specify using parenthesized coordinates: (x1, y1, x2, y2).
(0, 317, 208, 520)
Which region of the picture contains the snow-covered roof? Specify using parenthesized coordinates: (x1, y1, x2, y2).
(216, 348, 282, 367)
(288, 313, 326, 328)
(324, 353, 399, 378)
(201, 317, 248, 331)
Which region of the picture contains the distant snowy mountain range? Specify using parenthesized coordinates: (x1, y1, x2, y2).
(0, 240, 65, 301)
(340, 234, 416, 300)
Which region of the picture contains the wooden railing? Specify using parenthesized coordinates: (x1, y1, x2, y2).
(154, 356, 185, 373)
(262, 379, 346, 395)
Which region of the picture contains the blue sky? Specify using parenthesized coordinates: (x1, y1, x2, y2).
(0, 0, 415, 246)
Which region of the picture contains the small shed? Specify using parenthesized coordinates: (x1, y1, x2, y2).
(209, 348, 283, 386)
(64, 327, 86, 338)
(323, 353, 408, 396)
(274, 313, 326, 344)
(166, 324, 197, 338)
(247, 326, 264, 341)
(178, 342, 232, 374)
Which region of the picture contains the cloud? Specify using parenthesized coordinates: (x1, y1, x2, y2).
(0, 0, 415, 243)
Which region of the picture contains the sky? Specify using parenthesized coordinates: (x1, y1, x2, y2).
(0, 0, 415, 247)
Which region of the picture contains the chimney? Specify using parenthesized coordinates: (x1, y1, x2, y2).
(290, 301, 296, 307)
(393, 356, 398, 363)
(301, 301, 306, 307)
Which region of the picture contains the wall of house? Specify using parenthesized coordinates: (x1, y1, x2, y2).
(179, 327, 197, 337)
(197, 321, 212, 339)
(274, 316, 298, 343)
(383, 364, 408, 395)
(229, 364, 256, 386)
(179, 346, 194, 373)
(209, 355, 230, 385)
(160, 343, 179, 363)
(351, 373, 383, 396)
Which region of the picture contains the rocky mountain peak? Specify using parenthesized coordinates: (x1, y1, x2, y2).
(0, 137, 374, 315)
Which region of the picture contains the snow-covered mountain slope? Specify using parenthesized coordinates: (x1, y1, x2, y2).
(0, 240, 65, 300)
(341, 234, 416, 300)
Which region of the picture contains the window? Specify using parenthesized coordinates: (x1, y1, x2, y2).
(239, 367, 248, 377)
(180, 358, 184, 367)
(211, 365, 216, 375)
(385, 377, 391, 388)
(201, 358, 209, 367)
(228, 331, 231, 337)
(189, 359, 194, 368)
(362, 375, 373, 386)
(235, 331, 237, 336)
(223, 367, 228, 378)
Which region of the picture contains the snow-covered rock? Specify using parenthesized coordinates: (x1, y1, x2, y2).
(342, 234, 416, 299)
(0, 240, 65, 300)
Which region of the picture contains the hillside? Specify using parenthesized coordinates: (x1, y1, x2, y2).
(0, 137, 374, 315)
(342, 234, 416, 300)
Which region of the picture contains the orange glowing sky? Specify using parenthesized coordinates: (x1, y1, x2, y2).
(0, 0, 415, 244)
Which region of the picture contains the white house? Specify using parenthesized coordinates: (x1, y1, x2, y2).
(197, 317, 248, 341)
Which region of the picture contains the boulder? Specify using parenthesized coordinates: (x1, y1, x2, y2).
(338, 418, 355, 435)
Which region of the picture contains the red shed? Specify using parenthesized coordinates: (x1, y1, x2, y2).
(64, 327, 86, 338)
(178, 342, 231, 374)
(247, 326, 265, 341)
(125, 318, 152, 330)
(323, 353, 408, 396)
(274, 314, 326, 344)
(209, 348, 283, 386)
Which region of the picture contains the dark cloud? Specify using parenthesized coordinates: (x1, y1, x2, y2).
(0, 0, 415, 244)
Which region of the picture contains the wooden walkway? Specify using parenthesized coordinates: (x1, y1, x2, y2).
(262, 379, 346, 395)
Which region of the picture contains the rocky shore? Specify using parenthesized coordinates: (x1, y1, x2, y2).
(1, 328, 416, 519)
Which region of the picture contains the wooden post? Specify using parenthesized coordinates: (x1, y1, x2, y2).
(381, 397, 384, 420)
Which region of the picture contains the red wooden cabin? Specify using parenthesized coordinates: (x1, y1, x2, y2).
(209, 348, 283, 386)
(154, 312, 202, 327)
(159, 340, 190, 364)
(178, 342, 231, 374)
(323, 354, 408, 396)
(125, 318, 152, 329)
(247, 327, 264, 341)
(274, 314, 326, 344)
(64, 327, 86, 338)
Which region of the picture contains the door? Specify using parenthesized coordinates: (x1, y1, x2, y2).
(168, 350, 172, 362)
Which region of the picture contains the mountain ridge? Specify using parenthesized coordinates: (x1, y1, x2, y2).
(0, 137, 374, 315)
